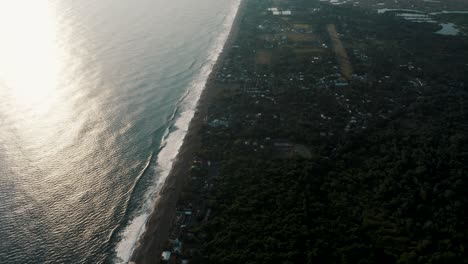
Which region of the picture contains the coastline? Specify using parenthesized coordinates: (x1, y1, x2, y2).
(130, 1, 245, 263)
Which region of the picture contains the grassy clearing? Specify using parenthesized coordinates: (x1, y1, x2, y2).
(327, 24, 353, 79)
(255, 50, 273, 65)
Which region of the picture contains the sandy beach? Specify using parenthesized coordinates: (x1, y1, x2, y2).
(130, 1, 246, 263)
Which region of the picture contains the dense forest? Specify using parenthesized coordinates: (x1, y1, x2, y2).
(189, 87, 467, 263)
(177, 0, 468, 263)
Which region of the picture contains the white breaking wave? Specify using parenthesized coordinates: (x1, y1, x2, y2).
(114, 0, 242, 262)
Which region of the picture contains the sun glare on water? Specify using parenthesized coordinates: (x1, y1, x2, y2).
(0, 1, 62, 112)
(0, 0, 88, 149)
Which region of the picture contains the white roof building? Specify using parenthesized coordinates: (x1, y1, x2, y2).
(161, 251, 171, 262)
(268, 7, 291, 16)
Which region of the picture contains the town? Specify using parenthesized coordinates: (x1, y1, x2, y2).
(159, 0, 468, 263)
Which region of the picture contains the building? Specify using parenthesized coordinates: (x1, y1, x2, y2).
(161, 251, 171, 262)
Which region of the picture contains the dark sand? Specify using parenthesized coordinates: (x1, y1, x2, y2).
(130, 1, 246, 263)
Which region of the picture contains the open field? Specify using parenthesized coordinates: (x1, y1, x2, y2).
(255, 50, 273, 64)
(294, 23, 311, 30)
(287, 32, 316, 42)
(327, 24, 353, 79)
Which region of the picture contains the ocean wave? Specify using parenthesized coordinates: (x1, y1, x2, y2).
(105, 151, 154, 246)
(113, 0, 242, 263)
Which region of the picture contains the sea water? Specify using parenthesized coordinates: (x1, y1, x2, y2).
(0, 0, 240, 263)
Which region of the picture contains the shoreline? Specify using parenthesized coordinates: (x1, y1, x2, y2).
(130, 1, 245, 263)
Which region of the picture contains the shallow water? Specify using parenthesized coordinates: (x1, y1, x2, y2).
(435, 22, 460, 35)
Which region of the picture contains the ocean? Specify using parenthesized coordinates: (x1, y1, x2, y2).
(0, 0, 240, 263)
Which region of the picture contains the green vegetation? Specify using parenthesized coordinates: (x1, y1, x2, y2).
(192, 89, 467, 263)
(170, 0, 468, 263)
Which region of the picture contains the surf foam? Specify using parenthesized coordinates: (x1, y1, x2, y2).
(114, 0, 242, 262)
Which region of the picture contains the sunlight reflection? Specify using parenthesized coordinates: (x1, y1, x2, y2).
(0, 1, 62, 112)
(0, 0, 84, 153)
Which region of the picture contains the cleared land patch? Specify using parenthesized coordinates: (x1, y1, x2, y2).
(287, 32, 316, 42)
(255, 50, 273, 65)
(327, 24, 353, 79)
(293, 23, 311, 31)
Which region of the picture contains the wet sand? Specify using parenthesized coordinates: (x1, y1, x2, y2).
(130, 1, 245, 263)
